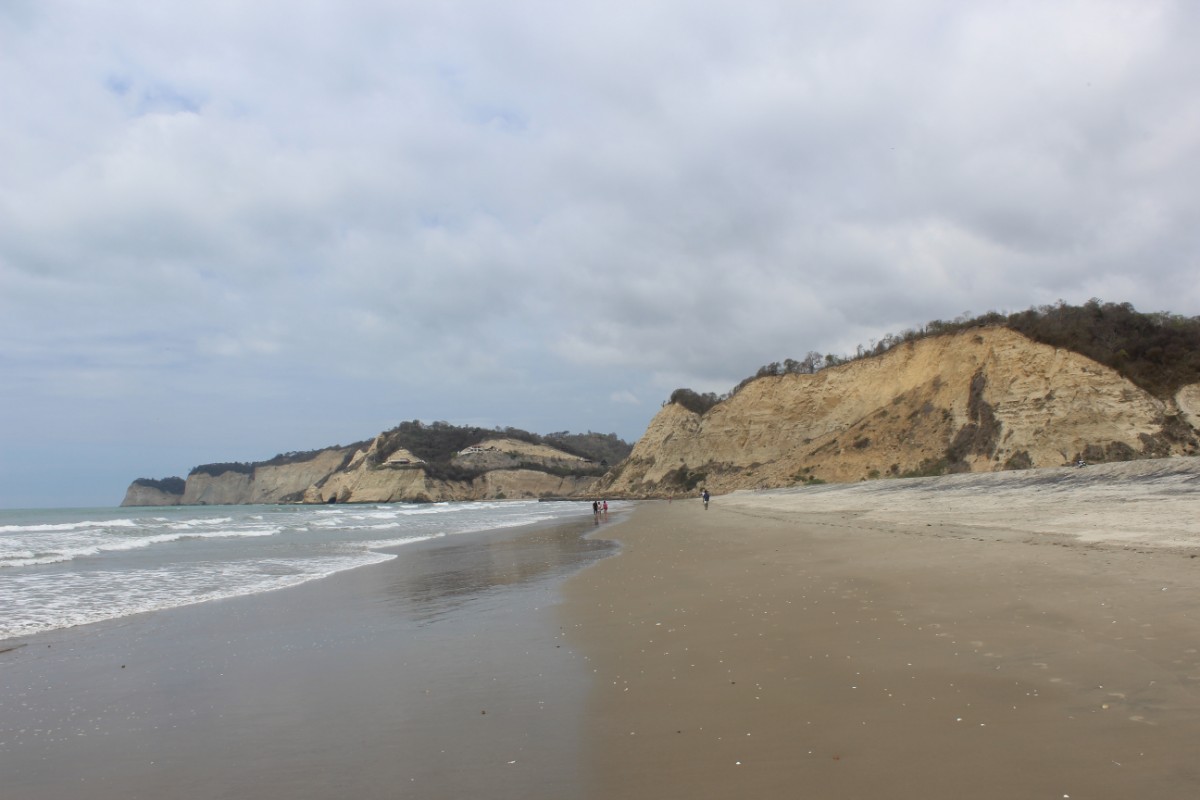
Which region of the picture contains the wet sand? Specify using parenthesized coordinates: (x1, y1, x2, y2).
(1, 515, 616, 800)
(563, 459, 1200, 798)
(5, 460, 1198, 799)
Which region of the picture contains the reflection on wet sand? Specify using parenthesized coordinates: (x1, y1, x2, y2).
(386, 516, 619, 622)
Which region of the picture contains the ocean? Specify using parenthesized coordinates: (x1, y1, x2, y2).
(0, 499, 608, 642)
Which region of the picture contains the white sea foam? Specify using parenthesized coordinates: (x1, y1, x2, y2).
(357, 533, 444, 550)
(0, 518, 140, 533)
(0, 526, 285, 568)
(166, 518, 232, 529)
(0, 551, 398, 640)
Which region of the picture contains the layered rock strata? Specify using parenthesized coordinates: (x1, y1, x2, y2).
(600, 327, 1199, 496)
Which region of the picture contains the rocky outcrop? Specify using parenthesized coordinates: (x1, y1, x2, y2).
(122, 437, 601, 506)
(1177, 384, 1200, 433)
(469, 468, 597, 500)
(121, 479, 184, 507)
(601, 327, 1200, 496)
(246, 448, 355, 504)
(124, 325, 1198, 506)
(300, 438, 600, 504)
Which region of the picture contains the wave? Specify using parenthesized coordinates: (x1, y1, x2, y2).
(0, 518, 140, 533)
(0, 551, 399, 641)
(165, 517, 234, 529)
(358, 533, 445, 550)
(0, 527, 284, 568)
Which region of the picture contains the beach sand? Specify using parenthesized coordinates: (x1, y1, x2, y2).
(563, 458, 1200, 799)
(5, 459, 1198, 798)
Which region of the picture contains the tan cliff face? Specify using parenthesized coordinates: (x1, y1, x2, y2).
(180, 471, 253, 505)
(122, 326, 1197, 506)
(123, 437, 600, 506)
(121, 484, 183, 507)
(602, 327, 1200, 496)
(1177, 383, 1200, 432)
(174, 446, 360, 506)
(246, 448, 355, 503)
(301, 445, 599, 505)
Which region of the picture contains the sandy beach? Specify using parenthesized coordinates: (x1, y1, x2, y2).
(563, 458, 1200, 799)
(4, 459, 1198, 798)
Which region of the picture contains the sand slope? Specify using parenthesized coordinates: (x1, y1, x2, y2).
(723, 456, 1200, 550)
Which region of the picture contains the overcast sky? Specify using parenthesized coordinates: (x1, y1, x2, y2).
(3, 1, 1199, 507)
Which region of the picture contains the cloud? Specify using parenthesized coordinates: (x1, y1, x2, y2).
(2, 0, 1200, 505)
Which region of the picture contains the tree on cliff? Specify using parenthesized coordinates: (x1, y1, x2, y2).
(132, 476, 186, 494)
(668, 388, 722, 415)
(376, 420, 631, 475)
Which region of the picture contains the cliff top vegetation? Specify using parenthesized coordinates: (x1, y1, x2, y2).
(131, 476, 186, 494)
(186, 424, 633, 480)
(669, 300, 1200, 414)
(376, 421, 632, 468)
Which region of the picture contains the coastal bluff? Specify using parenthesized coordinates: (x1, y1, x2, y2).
(599, 326, 1200, 496)
(121, 477, 186, 507)
(124, 324, 1200, 507)
(122, 434, 611, 506)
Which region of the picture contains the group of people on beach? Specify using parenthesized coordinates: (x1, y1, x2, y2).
(591, 499, 608, 521)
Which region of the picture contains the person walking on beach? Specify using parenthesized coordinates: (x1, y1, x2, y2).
(602, 500, 608, 518)
(701, 489, 710, 510)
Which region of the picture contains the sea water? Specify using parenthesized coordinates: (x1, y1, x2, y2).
(0, 500, 598, 641)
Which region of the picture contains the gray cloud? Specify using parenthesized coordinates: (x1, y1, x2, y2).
(3, 0, 1199, 505)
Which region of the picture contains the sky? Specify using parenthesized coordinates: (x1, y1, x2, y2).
(3, 1, 1199, 508)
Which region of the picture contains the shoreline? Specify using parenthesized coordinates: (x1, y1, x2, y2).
(562, 464, 1200, 798)
(0, 512, 616, 800)
(6, 461, 1198, 797)
(0, 500, 610, 644)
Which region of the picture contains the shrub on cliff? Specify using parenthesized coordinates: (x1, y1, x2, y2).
(133, 476, 186, 494)
(379, 420, 510, 463)
(378, 420, 632, 476)
(260, 444, 367, 468)
(542, 431, 633, 464)
(728, 300, 1200, 403)
(668, 388, 722, 415)
(189, 462, 254, 478)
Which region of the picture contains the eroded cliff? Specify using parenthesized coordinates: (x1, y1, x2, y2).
(123, 435, 602, 506)
(301, 436, 599, 504)
(601, 327, 1200, 496)
(121, 480, 184, 507)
